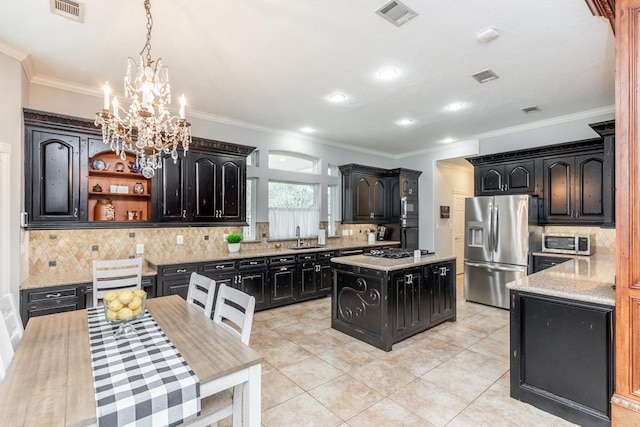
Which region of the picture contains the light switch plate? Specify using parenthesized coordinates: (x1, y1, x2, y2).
(176, 235, 184, 244)
(136, 244, 144, 254)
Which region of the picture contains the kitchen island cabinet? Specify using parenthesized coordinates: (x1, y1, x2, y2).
(507, 254, 615, 427)
(331, 254, 456, 351)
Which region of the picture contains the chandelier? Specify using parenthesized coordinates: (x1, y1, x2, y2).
(95, 0, 191, 179)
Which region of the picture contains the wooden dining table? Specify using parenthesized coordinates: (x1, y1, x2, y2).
(0, 295, 262, 427)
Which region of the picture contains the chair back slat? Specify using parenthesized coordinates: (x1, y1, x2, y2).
(0, 313, 14, 383)
(92, 258, 143, 307)
(186, 273, 216, 318)
(0, 294, 23, 351)
(213, 284, 255, 345)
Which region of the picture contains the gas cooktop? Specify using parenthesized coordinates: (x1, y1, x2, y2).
(367, 248, 435, 259)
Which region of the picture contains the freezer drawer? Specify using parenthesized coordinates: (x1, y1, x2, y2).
(463, 260, 527, 309)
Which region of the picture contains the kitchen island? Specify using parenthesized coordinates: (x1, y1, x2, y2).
(507, 253, 616, 427)
(331, 252, 456, 351)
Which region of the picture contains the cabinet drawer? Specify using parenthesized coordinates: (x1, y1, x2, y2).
(28, 303, 78, 319)
(297, 253, 317, 262)
(201, 261, 236, 272)
(160, 265, 198, 277)
(270, 255, 296, 266)
(238, 258, 267, 269)
(28, 287, 79, 302)
(317, 251, 337, 259)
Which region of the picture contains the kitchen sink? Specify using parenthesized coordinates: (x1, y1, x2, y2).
(287, 245, 324, 250)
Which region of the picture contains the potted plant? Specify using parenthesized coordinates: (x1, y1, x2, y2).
(226, 233, 243, 253)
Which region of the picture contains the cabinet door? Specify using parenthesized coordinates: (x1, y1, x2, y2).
(217, 156, 245, 222)
(156, 154, 187, 221)
(400, 175, 418, 197)
(477, 165, 504, 195)
(371, 177, 388, 221)
(532, 256, 571, 273)
(270, 266, 296, 304)
(354, 173, 373, 221)
(391, 269, 424, 339)
(318, 262, 333, 294)
(574, 153, 604, 222)
(190, 153, 218, 222)
(28, 129, 82, 222)
(504, 160, 535, 194)
(298, 262, 317, 297)
(429, 262, 455, 325)
(543, 156, 573, 221)
(239, 269, 269, 311)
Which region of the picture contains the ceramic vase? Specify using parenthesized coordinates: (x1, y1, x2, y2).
(94, 198, 115, 221)
(228, 243, 240, 253)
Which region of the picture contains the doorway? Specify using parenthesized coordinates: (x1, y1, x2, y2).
(452, 191, 468, 274)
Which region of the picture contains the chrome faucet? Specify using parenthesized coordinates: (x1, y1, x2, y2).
(296, 226, 301, 247)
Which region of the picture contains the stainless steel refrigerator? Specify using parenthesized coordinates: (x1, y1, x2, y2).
(463, 194, 541, 309)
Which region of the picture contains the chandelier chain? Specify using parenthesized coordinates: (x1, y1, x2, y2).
(142, 0, 153, 66)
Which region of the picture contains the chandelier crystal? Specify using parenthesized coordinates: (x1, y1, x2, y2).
(95, 0, 191, 179)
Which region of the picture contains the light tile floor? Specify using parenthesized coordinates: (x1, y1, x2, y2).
(241, 275, 578, 426)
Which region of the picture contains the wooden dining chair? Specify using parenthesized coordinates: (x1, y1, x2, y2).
(184, 284, 256, 427)
(0, 294, 24, 351)
(0, 313, 15, 383)
(92, 258, 143, 307)
(186, 273, 216, 319)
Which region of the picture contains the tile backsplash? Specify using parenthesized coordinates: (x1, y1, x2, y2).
(25, 221, 379, 275)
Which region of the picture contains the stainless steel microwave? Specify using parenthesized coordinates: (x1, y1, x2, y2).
(541, 233, 595, 255)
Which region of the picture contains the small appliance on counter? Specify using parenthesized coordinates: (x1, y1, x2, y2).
(377, 225, 386, 240)
(317, 229, 326, 245)
(541, 233, 595, 256)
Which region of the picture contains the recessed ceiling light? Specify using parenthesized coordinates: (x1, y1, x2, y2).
(396, 118, 413, 126)
(476, 27, 500, 43)
(378, 67, 399, 80)
(329, 93, 347, 103)
(300, 127, 315, 133)
(445, 102, 465, 112)
(442, 137, 455, 144)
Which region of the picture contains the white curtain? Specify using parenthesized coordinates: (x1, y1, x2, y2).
(269, 207, 320, 238)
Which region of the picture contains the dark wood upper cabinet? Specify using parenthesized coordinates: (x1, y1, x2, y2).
(23, 109, 255, 229)
(467, 127, 614, 226)
(475, 160, 535, 195)
(340, 164, 421, 224)
(542, 151, 605, 224)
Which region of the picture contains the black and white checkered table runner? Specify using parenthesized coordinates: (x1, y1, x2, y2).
(87, 307, 200, 427)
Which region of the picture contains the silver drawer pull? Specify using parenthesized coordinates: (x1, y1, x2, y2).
(46, 293, 62, 298)
(216, 265, 225, 269)
(280, 258, 288, 262)
(250, 261, 258, 265)
(176, 268, 187, 273)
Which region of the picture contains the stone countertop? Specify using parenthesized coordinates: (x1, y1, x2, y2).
(21, 241, 400, 290)
(21, 265, 158, 290)
(330, 253, 456, 272)
(507, 252, 616, 306)
(145, 240, 400, 268)
(531, 251, 596, 260)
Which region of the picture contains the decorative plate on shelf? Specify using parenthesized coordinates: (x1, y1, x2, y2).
(90, 158, 109, 171)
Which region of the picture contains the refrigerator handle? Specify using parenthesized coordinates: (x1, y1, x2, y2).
(493, 205, 499, 253)
(465, 261, 491, 269)
(492, 265, 527, 273)
(488, 204, 493, 253)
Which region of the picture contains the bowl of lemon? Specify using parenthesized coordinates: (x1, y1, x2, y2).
(103, 288, 147, 338)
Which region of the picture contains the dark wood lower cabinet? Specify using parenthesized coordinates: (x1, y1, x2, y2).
(270, 263, 297, 307)
(332, 258, 456, 351)
(510, 291, 614, 427)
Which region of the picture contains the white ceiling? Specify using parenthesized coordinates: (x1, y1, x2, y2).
(0, 0, 615, 157)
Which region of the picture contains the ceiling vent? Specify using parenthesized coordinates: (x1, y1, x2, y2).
(521, 105, 542, 114)
(376, 1, 418, 27)
(471, 69, 499, 84)
(50, 0, 84, 23)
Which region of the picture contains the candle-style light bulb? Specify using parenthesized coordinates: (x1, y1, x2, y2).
(103, 83, 111, 110)
(179, 95, 186, 120)
(112, 97, 119, 118)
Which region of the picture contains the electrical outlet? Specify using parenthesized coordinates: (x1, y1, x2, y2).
(176, 235, 184, 244)
(223, 233, 228, 240)
(136, 243, 144, 254)
(342, 230, 349, 236)
(349, 229, 354, 235)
